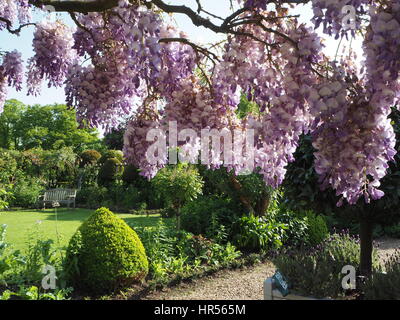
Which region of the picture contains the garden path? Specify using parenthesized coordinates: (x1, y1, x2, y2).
(142, 238, 400, 300)
(143, 262, 276, 300)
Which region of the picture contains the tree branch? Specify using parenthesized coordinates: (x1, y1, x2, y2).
(28, 0, 120, 13)
(0, 17, 36, 34)
(159, 37, 220, 62)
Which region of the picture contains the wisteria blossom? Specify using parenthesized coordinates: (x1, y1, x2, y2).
(0, 0, 400, 206)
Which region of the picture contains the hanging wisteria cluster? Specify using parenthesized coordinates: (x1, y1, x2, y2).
(0, 50, 24, 112)
(1, 0, 400, 206)
(311, 0, 370, 38)
(0, 0, 31, 31)
(27, 20, 77, 96)
(124, 102, 167, 179)
(66, 2, 196, 129)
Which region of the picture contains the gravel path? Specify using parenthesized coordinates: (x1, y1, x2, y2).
(143, 238, 400, 300)
(143, 262, 276, 300)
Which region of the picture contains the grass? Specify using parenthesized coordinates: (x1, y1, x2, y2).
(0, 207, 172, 252)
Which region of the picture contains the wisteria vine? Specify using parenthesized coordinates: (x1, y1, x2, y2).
(0, 0, 400, 206)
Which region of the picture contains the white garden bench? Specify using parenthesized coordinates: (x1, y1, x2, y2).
(39, 189, 77, 209)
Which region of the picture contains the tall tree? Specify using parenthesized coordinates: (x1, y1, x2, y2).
(0, 99, 25, 149)
(0, 100, 101, 152)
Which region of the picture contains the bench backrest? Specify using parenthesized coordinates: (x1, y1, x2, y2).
(43, 189, 76, 201)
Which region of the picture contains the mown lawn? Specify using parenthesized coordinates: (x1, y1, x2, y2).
(0, 208, 171, 252)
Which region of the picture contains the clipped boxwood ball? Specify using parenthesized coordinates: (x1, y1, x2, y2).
(64, 207, 148, 293)
(98, 157, 123, 185)
(122, 164, 140, 184)
(99, 150, 124, 164)
(80, 149, 101, 167)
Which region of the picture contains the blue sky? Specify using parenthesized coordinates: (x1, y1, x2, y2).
(0, 1, 363, 106)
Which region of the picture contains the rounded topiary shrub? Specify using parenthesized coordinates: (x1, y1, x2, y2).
(64, 207, 149, 294)
(304, 211, 329, 246)
(80, 149, 101, 167)
(99, 150, 124, 164)
(122, 164, 140, 185)
(97, 157, 123, 186)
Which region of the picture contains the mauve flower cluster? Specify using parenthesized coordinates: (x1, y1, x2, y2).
(212, 19, 284, 114)
(162, 75, 237, 169)
(164, 76, 231, 133)
(68, 1, 170, 129)
(2, 50, 23, 91)
(213, 20, 323, 187)
(65, 62, 134, 130)
(311, 0, 369, 39)
(27, 20, 76, 95)
(364, 3, 400, 108)
(16, 0, 30, 25)
(0, 0, 31, 30)
(252, 24, 323, 188)
(311, 66, 361, 205)
(123, 73, 243, 178)
(157, 25, 196, 100)
(123, 105, 167, 179)
(0, 49, 24, 111)
(312, 61, 396, 206)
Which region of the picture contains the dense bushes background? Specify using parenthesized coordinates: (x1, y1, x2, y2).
(181, 195, 239, 235)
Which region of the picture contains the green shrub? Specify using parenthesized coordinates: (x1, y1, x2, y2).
(135, 220, 241, 281)
(122, 164, 140, 185)
(384, 223, 400, 238)
(273, 207, 329, 247)
(79, 164, 100, 188)
(363, 249, 400, 300)
(0, 188, 10, 210)
(152, 164, 203, 229)
(161, 206, 177, 218)
(181, 234, 241, 266)
(99, 150, 124, 164)
(80, 150, 101, 167)
(230, 214, 287, 252)
(10, 177, 44, 208)
(108, 184, 142, 211)
(0, 224, 16, 277)
(273, 232, 380, 299)
(76, 185, 108, 208)
(304, 211, 329, 246)
(77, 184, 144, 211)
(135, 220, 181, 280)
(64, 207, 148, 293)
(181, 196, 238, 235)
(199, 165, 275, 217)
(97, 158, 123, 186)
(274, 210, 309, 247)
(0, 286, 72, 300)
(1, 224, 64, 288)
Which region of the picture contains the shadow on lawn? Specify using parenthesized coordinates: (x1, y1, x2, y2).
(40, 208, 94, 222)
(40, 208, 171, 228)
